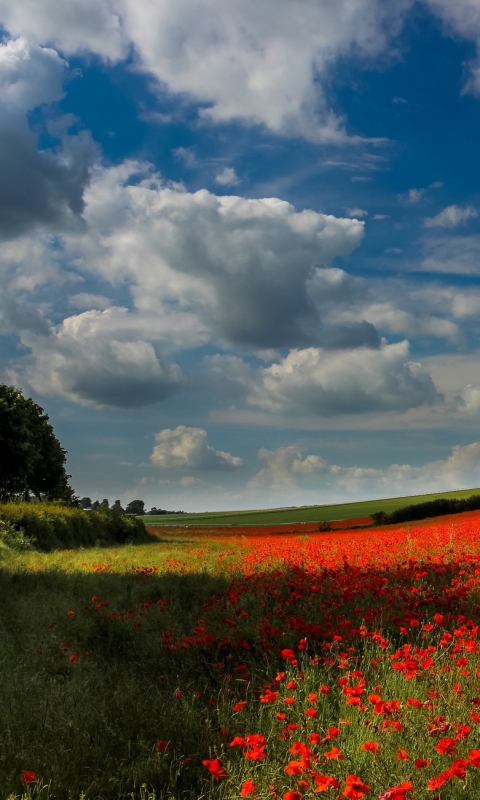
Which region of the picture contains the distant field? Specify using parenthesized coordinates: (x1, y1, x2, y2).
(142, 485, 480, 526)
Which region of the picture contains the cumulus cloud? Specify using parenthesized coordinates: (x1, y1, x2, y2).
(249, 441, 480, 496)
(246, 341, 441, 416)
(12, 307, 186, 407)
(151, 426, 243, 470)
(0, 37, 95, 239)
(56, 163, 365, 349)
(424, 205, 478, 228)
(0, 0, 411, 142)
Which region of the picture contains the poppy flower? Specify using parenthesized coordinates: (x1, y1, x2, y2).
(20, 771, 37, 784)
(154, 740, 168, 752)
(234, 701, 248, 712)
(324, 746, 343, 760)
(360, 741, 380, 754)
(435, 738, 457, 755)
(305, 708, 318, 717)
(469, 749, 480, 767)
(313, 774, 340, 793)
(240, 779, 257, 796)
(396, 749, 409, 761)
(378, 782, 413, 800)
(202, 758, 227, 780)
(341, 775, 370, 799)
(283, 793, 302, 800)
(414, 758, 431, 768)
(284, 760, 305, 775)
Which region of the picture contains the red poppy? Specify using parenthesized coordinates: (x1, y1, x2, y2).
(284, 760, 305, 775)
(414, 758, 431, 769)
(360, 741, 380, 754)
(396, 749, 409, 761)
(324, 746, 343, 760)
(20, 771, 37, 784)
(435, 738, 457, 755)
(234, 701, 248, 712)
(378, 781, 413, 800)
(313, 774, 340, 793)
(283, 793, 302, 800)
(469, 748, 480, 767)
(154, 740, 168, 752)
(341, 775, 370, 799)
(240, 779, 257, 796)
(202, 758, 228, 780)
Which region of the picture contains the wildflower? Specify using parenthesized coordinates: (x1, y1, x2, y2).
(324, 746, 343, 760)
(305, 708, 318, 717)
(435, 737, 457, 755)
(313, 774, 340, 792)
(414, 758, 431, 768)
(20, 771, 37, 784)
(283, 793, 302, 800)
(154, 740, 168, 752)
(378, 782, 413, 800)
(284, 761, 305, 775)
(341, 775, 370, 799)
(360, 741, 380, 754)
(469, 748, 480, 766)
(240, 779, 257, 796)
(202, 758, 227, 780)
(396, 749, 409, 761)
(234, 701, 248, 712)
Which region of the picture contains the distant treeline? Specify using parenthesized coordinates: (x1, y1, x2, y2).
(79, 498, 184, 516)
(372, 494, 480, 526)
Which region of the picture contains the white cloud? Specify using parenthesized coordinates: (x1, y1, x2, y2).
(0, 37, 95, 239)
(421, 235, 480, 275)
(151, 425, 243, 470)
(215, 167, 240, 186)
(249, 440, 480, 496)
(0, 0, 410, 143)
(424, 205, 478, 228)
(12, 307, 187, 407)
(210, 340, 441, 417)
(346, 207, 368, 218)
(57, 163, 365, 350)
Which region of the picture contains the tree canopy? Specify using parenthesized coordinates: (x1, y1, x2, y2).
(0, 384, 74, 503)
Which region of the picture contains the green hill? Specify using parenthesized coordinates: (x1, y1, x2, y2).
(142, 486, 480, 527)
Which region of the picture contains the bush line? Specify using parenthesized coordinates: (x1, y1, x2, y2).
(372, 493, 480, 526)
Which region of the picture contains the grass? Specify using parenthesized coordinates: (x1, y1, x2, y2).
(143, 486, 480, 526)
(3, 515, 480, 799)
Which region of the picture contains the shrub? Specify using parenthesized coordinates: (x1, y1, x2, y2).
(372, 493, 480, 526)
(0, 503, 150, 551)
(0, 519, 35, 551)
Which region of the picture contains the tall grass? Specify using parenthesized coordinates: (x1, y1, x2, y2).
(2, 520, 480, 799)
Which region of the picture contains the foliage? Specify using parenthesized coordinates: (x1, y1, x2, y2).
(2, 517, 480, 797)
(0, 503, 149, 551)
(126, 499, 145, 516)
(0, 384, 74, 503)
(372, 493, 480, 526)
(0, 519, 35, 551)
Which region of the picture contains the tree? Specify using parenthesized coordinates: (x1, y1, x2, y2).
(79, 497, 92, 509)
(125, 499, 145, 516)
(112, 500, 124, 513)
(0, 384, 74, 503)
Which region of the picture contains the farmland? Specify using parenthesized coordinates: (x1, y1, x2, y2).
(4, 510, 480, 798)
(144, 486, 480, 526)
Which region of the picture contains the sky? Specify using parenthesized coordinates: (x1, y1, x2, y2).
(4, 1, 480, 511)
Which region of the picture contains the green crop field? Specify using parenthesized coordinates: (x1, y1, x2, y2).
(143, 486, 480, 526)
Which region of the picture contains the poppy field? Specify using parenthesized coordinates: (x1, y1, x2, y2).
(4, 512, 480, 799)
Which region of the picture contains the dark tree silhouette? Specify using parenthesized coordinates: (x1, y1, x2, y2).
(0, 384, 74, 502)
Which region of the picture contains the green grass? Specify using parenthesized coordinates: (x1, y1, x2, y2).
(142, 486, 480, 526)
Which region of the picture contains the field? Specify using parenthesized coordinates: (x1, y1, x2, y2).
(4, 512, 480, 799)
(144, 487, 480, 526)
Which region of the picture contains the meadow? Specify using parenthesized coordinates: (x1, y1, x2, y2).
(4, 512, 480, 799)
(145, 487, 480, 526)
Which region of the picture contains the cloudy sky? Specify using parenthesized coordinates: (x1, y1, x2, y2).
(4, 1, 480, 511)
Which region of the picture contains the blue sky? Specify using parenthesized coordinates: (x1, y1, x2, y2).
(4, 0, 480, 511)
